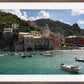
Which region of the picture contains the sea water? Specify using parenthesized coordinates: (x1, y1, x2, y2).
(0, 50, 84, 74)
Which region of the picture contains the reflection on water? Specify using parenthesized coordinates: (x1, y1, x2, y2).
(61, 68, 80, 74)
(0, 50, 84, 74)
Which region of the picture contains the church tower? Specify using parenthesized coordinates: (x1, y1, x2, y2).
(42, 24, 49, 38)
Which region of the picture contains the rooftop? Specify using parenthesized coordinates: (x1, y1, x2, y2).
(4, 28, 13, 29)
(34, 36, 42, 38)
(67, 36, 76, 38)
(24, 35, 34, 38)
(19, 32, 31, 35)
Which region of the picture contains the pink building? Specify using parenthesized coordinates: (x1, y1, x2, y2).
(27, 20, 38, 28)
(49, 32, 63, 48)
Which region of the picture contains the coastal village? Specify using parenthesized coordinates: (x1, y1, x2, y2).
(0, 10, 84, 74)
(0, 20, 84, 51)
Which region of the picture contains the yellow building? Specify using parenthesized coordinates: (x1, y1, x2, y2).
(31, 31, 42, 37)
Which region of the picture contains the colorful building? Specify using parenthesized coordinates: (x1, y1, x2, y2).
(49, 32, 64, 48)
(65, 36, 84, 47)
(27, 20, 38, 28)
(18, 32, 31, 42)
(31, 31, 42, 37)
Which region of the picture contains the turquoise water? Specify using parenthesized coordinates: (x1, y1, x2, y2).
(0, 50, 84, 74)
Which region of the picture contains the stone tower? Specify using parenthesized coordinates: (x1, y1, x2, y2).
(42, 24, 49, 38)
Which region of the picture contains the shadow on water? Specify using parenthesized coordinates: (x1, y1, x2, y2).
(61, 69, 80, 74)
(75, 61, 84, 63)
(44, 56, 53, 57)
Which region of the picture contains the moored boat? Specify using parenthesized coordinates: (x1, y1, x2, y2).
(61, 63, 80, 72)
(14, 52, 18, 55)
(43, 53, 53, 56)
(75, 58, 84, 62)
(27, 54, 32, 57)
(20, 52, 24, 55)
(10, 52, 18, 55)
(21, 55, 26, 58)
(8, 52, 11, 54)
(0, 55, 4, 57)
(43, 52, 53, 56)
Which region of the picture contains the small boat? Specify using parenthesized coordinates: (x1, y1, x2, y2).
(43, 53, 53, 56)
(14, 53, 18, 55)
(14, 52, 18, 55)
(75, 58, 84, 62)
(0, 55, 4, 57)
(10, 52, 18, 55)
(21, 55, 26, 58)
(43, 52, 53, 56)
(27, 54, 32, 57)
(61, 63, 80, 72)
(20, 52, 24, 55)
(8, 52, 11, 54)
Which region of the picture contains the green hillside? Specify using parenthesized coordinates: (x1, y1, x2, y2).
(0, 11, 41, 34)
(34, 19, 84, 36)
(0, 11, 28, 29)
(0, 10, 84, 37)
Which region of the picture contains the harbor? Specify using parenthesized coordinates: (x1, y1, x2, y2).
(0, 9, 84, 75)
(0, 50, 84, 74)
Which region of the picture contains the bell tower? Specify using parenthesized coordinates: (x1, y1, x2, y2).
(42, 24, 49, 38)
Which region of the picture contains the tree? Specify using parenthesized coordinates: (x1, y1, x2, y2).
(28, 27, 31, 32)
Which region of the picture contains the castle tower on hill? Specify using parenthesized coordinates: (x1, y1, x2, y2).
(42, 24, 49, 38)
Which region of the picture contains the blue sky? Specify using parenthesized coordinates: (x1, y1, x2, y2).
(1, 9, 84, 29)
(20, 9, 84, 29)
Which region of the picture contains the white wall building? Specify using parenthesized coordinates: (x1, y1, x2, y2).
(12, 24, 19, 28)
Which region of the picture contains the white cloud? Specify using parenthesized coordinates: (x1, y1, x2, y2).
(23, 11, 28, 19)
(1, 10, 49, 21)
(29, 17, 35, 21)
(71, 9, 84, 16)
(1, 10, 50, 21)
(29, 11, 50, 21)
(59, 19, 70, 25)
(1, 9, 28, 20)
(59, 19, 63, 22)
(77, 20, 84, 24)
(36, 11, 50, 19)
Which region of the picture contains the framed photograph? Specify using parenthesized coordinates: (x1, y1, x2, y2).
(0, 0, 84, 2)
(0, 3, 84, 82)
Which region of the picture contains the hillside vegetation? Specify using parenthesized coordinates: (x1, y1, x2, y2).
(0, 11, 28, 29)
(0, 11, 41, 34)
(0, 10, 84, 37)
(34, 19, 84, 36)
